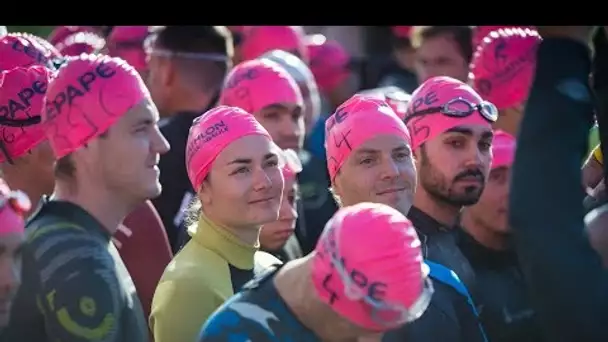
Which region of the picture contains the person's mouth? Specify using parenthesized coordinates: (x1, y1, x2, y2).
(376, 187, 408, 196)
(249, 197, 275, 204)
(277, 140, 301, 151)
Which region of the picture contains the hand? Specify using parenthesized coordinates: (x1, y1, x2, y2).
(537, 26, 597, 45)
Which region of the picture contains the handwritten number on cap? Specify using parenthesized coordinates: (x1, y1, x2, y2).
(322, 273, 339, 305)
(410, 116, 430, 141)
(333, 129, 352, 151)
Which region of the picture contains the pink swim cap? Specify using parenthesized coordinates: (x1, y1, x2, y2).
(186, 106, 272, 191)
(55, 31, 106, 57)
(306, 34, 350, 94)
(405, 76, 493, 151)
(311, 202, 431, 331)
(107, 26, 149, 73)
(14, 33, 62, 60)
(358, 86, 412, 120)
(0, 66, 52, 163)
(220, 59, 303, 114)
(392, 26, 413, 39)
(491, 130, 515, 169)
(469, 27, 541, 110)
(0, 179, 30, 235)
(48, 26, 96, 46)
(281, 148, 303, 181)
(0, 34, 57, 71)
(325, 94, 411, 181)
(43, 54, 149, 158)
(241, 26, 308, 63)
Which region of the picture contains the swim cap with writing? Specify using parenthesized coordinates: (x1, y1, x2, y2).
(469, 27, 541, 110)
(220, 59, 303, 115)
(404, 76, 491, 151)
(358, 86, 412, 120)
(325, 94, 411, 181)
(43, 54, 149, 158)
(260, 50, 321, 128)
(186, 106, 272, 191)
(306, 34, 351, 94)
(0, 34, 57, 71)
(55, 31, 106, 56)
(107, 26, 149, 74)
(0, 179, 30, 235)
(311, 202, 429, 331)
(0, 66, 52, 163)
(491, 130, 515, 169)
(241, 26, 308, 62)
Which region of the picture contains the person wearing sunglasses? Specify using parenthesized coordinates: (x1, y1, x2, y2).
(0, 180, 28, 332)
(199, 202, 431, 342)
(322, 94, 486, 342)
(402, 75, 496, 295)
(5, 54, 169, 342)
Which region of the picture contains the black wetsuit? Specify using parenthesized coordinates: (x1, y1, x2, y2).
(4, 198, 148, 342)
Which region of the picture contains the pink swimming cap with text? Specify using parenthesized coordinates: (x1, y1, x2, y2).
(469, 27, 541, 110)
(311, 202, 429, 331)
(491, 130, 516, 169)
(43, 54, 149, 158)
(404, 76, 491, 151)
(186, 105, 272, 191)
(220, 59, 303, 115)
(0, 66, 52, 163)
(325, 94, 411, 181)
(0, 34, 57, 71)
(306, 34, 350, 94)
(241, 26, 308, 62)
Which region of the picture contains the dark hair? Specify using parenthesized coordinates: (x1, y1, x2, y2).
(152, 26, 233, 92)
(411, 26, 474, 64)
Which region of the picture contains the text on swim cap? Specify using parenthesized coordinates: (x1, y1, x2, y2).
(45, 62, 116, 121)
(0, 79, 47, 120)
(186, 121, 229, 165)
(406, 90, 439, 142)
(11, 40, 52, 69)
(224, 68, 258, 89)
(320, 224, 388, 305)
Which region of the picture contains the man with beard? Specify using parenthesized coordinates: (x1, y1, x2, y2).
(403, 75, 496, 294)
(325, 94, 486, 341)
(146, 26, 232, 252)
(458, 131, 543, 342)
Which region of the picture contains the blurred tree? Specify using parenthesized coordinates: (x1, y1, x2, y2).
(7, 26, 55, 38)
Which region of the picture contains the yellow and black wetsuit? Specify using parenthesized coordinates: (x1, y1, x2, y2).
(4, 197, 148, 342)
(150, 213, 281, 342)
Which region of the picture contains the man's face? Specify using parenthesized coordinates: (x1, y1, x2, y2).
(415, 33, 469, 84)
(255, 103, 304, 152)
(0, 232, 24, 327)
(466, 166, 511, 232)
(416, 125, 493, 207)
(334, 135, 416, 215)
(87, 98, 170, 204)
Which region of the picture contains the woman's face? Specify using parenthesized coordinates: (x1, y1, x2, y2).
(260, 176, 298, 251)
(200, 135, 285, 228)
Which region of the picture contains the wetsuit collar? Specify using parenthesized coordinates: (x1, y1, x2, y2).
(457, 228, 518, 268)
(28, 196, 111, 240)
(407, 206, 453, 236)
(189, 213, 258, 270)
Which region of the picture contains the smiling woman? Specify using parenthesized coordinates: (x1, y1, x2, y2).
(150, 105, 284, 342)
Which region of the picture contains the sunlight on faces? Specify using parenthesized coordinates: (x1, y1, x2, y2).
(0, 232, 24, 326)
(333, 135, 416, 215)
(199, 135, 284, 229)
(415, 35, 469, 84)
(466, 166, 511, 233)
(72, 97, 169, 202)
(254, 103, 304, 152)
(259, 176, 298, 251)
(415, 124, 493, 206)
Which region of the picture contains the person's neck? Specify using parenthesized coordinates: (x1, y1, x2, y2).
(203, 210, 261, 246)
(275, 257, 353, 342)
(460, 211, 509, 250)
(413, 188, 461, 227)
(1, 166, 50, 217)
(164, 87, 215, 117)
(53, 180, 131, 235)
